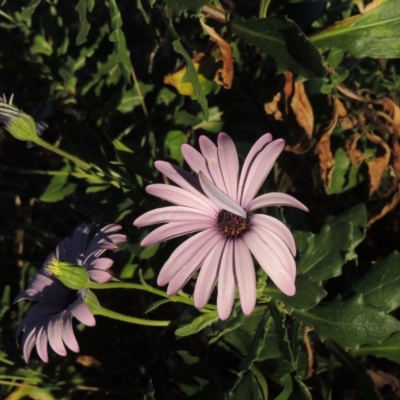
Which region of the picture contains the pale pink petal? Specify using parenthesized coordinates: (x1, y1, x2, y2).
(199, 135, 226, 190)
(250, 214, 296, 256)
(69, 297, 96, 326)
(248, 192, 309, 213)
(234, 239, 256, 315)
(241, 139, 285, 209)
(217, 239, 236, 320)
(155, 160, 203, 194)
(250, 223, 296, 281)
(141, 220, 214, 247)
(89, 258, 114, 271)
(134, 206, 214, 227)
(157, 229, 221, 286)
(35, 326, 49, 363)
(47, 316, 67, 356)
(62, 316, 80, 352)
(242, 230, 295, 296)
(199, 172, 246, 218)
(194, 238, 226, 309)
(238, 133, 273, 204)
(181, 143, 214, 182)
(217, 132, 239, 201)
(146, 184, 218, 214)
(88, 270, 112, 283)
(22, 327, 37, 363)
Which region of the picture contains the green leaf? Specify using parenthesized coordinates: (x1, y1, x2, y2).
(293, 294, 400, 348)
(239, 310, 272, 371)
(353, 331, 400, 364)
(295, 204, 366, 282)
(20, 0, 41, 21)
(75, 0, 94, 45)
(165, 0, 208, 15)
(353, 252, 400, 312)
(175, 311, 219, 336)
(164, 130, 187, 163)
(108, 0, 132, 82)
(229, 371, 264, 400)
(40, 168, 77, 203)
(324, 340, 381, 400)
(311, 1, 400, 59)
(276, 373, 293, 400)
(162, 8, 209, 119)
(231, 16, 326, 79)
(267, 274, 327, 312)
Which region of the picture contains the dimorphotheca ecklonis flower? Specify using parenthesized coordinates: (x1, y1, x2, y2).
(15, 223, 127, 363)
(134, 133, 308, 320)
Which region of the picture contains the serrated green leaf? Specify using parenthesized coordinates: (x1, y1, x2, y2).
(239, 310, 271, 371)
(229, 371, 264, 400)
(108, 0, 132, 82)
(293, 294, 400, 348)
(353, 252, 400, 312)
(75, 0, 93, 45)
(311, 1, 400, 59)
(208, 309, 246, 344)
(324, 340, 381, 400)
(20, 0, 41, 21)
(353, 331, 400, 364)
(231, 16, 326, 79)
(165, 0, 208, 15)
(295, 204, 366, 282)
(266, 274, 327, 312)
(175, 311, 219, 336)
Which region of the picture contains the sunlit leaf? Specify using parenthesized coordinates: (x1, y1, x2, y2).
(311, 1, 400, 59)
(20, 0, 41, 21)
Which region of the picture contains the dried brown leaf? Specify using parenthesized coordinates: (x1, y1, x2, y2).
(365, 130, 391, 196)
(345, 133, 371, 167)
(314, 96, 339, 188)
(367, 370, 400, 398)
(200, 19, 233, 89)
(264, 93, 283, 120)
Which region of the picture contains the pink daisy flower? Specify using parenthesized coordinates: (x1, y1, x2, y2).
(134, 133, 308, 320)
(15, 223, 127, 363)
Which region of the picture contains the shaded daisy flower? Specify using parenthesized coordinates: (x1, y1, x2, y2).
(15, 223, 127, 363)
(134, 133, 308, 320)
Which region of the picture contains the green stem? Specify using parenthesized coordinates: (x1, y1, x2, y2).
(33, 137, 121, 189)
(94, 305, 170, 327)
(88, 281, 217, 311)
(258, 0, 271, 18)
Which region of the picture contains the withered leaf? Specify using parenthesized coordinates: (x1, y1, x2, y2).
(200, 19, 233, 89)
(345, 133, 371, 167)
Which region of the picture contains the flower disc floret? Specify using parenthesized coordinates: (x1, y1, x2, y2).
(134, 132, 308, 320)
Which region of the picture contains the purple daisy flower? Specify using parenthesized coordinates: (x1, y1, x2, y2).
(15, 223, 127, 363)
(134, 133, 308, 320)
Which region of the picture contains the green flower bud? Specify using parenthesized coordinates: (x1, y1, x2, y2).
(46, 259, 89, 290)
(83, 289, 102, 315)
(0, 98, 39, 142)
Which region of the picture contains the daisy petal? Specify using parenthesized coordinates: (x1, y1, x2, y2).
(248, 192, 309, 213)
(62, 316, 80, 352)
(217, 239, 236, 320)
(47, 317, 67, 356)
(194, 237, 226, 309)
(199, 135, 226, 190)
(238, 133, 273, 204)
(234, 239, 256, 315)
(141, 220, 214, 247)
(199, 172, 246, 218)
(217, 132, 239, 201)
(242, 230, 295, 296)
(157, 229, 220, 286)
(89, 258, 114, 271)
(134, 206, 214, 227)
(250, 214, 297, 256)
(241, 139, 285, 209)
(146, 184, 218, 214)
(181, 144, 214, 182)
(69, 297, 96, 326)
(35, 326, 49, 363)
(251, 224, 296, 280)
(88, 270, 112, 283)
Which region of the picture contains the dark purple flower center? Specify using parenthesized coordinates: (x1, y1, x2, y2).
(217, 210, 248, 238)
